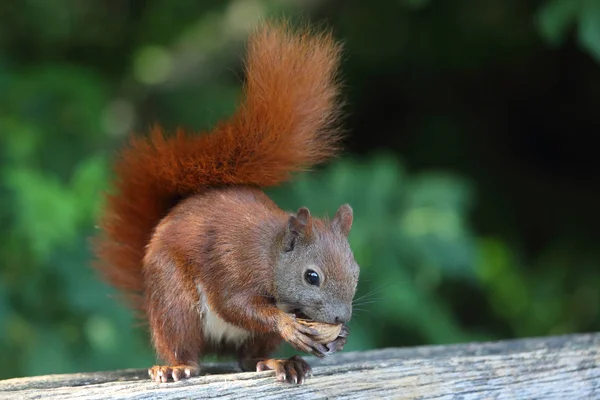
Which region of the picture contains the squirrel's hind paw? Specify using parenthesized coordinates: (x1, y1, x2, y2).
(256, 355, 312, 384)
(148, 364, 199, 383)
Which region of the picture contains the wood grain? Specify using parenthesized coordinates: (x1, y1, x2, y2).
(1, 333, 598, 399)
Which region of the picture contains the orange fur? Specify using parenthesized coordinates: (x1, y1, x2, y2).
(93, 21, 343, 310)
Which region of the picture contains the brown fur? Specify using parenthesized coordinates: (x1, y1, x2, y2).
(93, 21, 353, 382)
(144, 188, 288, 366)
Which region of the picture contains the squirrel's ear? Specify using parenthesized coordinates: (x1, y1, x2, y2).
(288, 207, 313, 236)
(333, 204, 353, 236)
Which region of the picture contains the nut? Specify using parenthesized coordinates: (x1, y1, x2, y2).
(296, 318, 342, 344)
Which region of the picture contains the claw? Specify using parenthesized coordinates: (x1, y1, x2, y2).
(148, 364, 199, 383)
(338, 325, 350, 338)
(255, 356, 312, 384)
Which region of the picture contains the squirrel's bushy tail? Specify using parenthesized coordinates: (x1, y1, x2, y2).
(94, 21, 343, 308)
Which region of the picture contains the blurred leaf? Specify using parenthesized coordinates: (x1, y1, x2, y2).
(400, 173, 476, 280)
(536, 0, 581, 46)
(6, 168, 78, 260)
(70, 155, 110, 223)
(578, 0, 600, 62)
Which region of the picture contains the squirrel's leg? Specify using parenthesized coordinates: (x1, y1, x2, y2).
(144, 255, 203, 383)
(238, 335, 312, 384)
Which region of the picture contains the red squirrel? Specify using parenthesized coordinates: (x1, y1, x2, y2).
(93, 21, 359, 385)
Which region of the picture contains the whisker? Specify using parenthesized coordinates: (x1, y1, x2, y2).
(353, 300, 379, 306)
(352, 285, 389, 303)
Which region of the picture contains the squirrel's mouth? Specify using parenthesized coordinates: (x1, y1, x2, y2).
(275, 302, 312, 320)
(291, 308, 311, 320)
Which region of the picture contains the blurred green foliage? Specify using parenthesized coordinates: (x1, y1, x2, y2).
(1, 0, 599, 380)
(537, 0, 600, 61)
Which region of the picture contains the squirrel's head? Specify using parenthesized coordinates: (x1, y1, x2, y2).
(273, 205, 359, 325)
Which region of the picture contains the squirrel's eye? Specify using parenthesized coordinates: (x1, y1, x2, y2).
(304, 270, 320, 286)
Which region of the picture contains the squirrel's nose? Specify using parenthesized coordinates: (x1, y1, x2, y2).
(333, 306, 352, 324)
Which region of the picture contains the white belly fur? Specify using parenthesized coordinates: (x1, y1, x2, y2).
(197, 283, 251, 346)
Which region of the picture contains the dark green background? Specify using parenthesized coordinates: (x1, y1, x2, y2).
(1, 0, 599, 380)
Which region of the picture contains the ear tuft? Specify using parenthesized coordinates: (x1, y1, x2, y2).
(333, 204, 353, 236)
(288, 207, 313, 236)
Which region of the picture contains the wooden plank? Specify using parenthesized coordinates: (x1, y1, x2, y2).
(1, 333, 598, 399)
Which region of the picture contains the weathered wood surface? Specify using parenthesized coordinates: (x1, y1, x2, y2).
(1, 333, 598, 399)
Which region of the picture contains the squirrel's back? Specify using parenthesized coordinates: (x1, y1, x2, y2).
(94, 21, 344, 309)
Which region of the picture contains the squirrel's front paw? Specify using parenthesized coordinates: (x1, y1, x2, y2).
(277, 316, 329, 358)
(325, 324, 349, 355)
(257, 355, 312, 384)
(148, 364, 199, 383)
